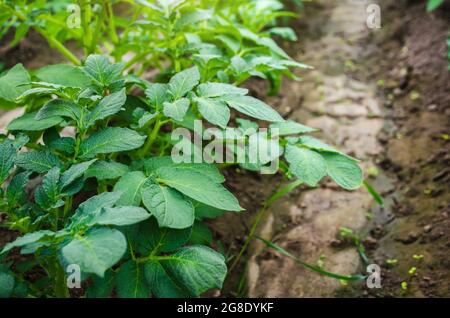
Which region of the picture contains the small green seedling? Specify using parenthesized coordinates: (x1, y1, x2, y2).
(408, 267, 417, 276)
(386, 259, 398, 268)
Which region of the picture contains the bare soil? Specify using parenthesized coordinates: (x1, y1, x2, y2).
(216, 0, 450, 297)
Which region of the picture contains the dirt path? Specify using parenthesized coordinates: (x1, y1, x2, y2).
(246, 0, 383, 297)
(245, 0, 450, 297)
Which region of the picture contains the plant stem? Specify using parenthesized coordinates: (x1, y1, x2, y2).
(81, 0, 93, 55)
(54, 263, 70, 298)
(52, 208, 59, 231)
(229, 179, 303, 272)
(4, 6, 81, 65)
(73, 129, 86, 160)
(42, 33, 81, 65)
(89, 4, 105, 54)
(138, 118, 165, 158)
(63, 197, 73, 220)
(41, 16, 80, 38)
(105, 1, 119, 45)
(124, 51, 152, 70)
(136, 254, 177, 264)
(98, 181, 107, 193)
(120, 7, 142, 45)
(218, 162, 238, 169)
(174, 59, 181, 72)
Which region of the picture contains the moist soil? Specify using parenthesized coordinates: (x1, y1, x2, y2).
(216, 0, 450, 297)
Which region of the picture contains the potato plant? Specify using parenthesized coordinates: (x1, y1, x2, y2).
(0, 0, 363, 298)
(0, 0, 309, 94)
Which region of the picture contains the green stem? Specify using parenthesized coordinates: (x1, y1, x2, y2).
(257, 237, 366, 282)
(128, 239, 137, 261)
(136, 254, 178, 264)
(138, 119, 165, 158)
(120, 7, 142, 45)
(81, 0, 93, 55)
(229, 179, 303, 272)
(54, 263, 70, 298)
(5, 5, 81, 65)
(97, 181, 107, 193)
(105, 1, 119, 45)
(89, 5, 105, 54)
(52, 208, 59, 231)
(218, 162, 238, 169)
(73, 129, 86, 160)
(174, 57, 181, 72)
(40, 16, 80, 38)
(124, 51, 152, 70)
(63, 197, 73, 220)
(43, 35, 81, 65)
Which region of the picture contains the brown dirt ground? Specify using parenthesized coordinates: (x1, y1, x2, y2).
(354, 0, 450, 297)
(216, 0, 450, 297)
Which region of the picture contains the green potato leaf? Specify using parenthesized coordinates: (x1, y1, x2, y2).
(85, 160, 129, 180)
(195, 97, 230, 128)
(0, 270, 15, 298)
(222, 95, 283, 122)
(143, 261, 188, 298)
(116, 260, 149, 298)
(270, 120, 317, 136)
(131, 218, 192, 255)
(427, 0, 444, 11)
(41, 166, 63, 207)
(113, 171, 148, 206)
(6, 171, 31, 206)
(163, 98, 190, 121)
(168, 66, 200, 99)
(0, 64, 30, 101)
(156, 166, 243, 211)
(61, 227, 127, 277)
(87, 206, 150, 227)
(285, 145, 327, 186)
(35, 64, 91, 88)
(60, 159, 97, 190)
(322, 152, 363, 190)
(69, 192, 123, 228)
(144, 245, 227, 297)
(79, 128, 146, 159)
(0, 140, 16, 184)
(15, 150, 61, 173)
(1, 230, 55, 255)
(196, 83, 248, 98)
(36, 99, 82, 122)
(7, 112, 63, 131)
(145, 83, 170, 109)
(84, 88, 127, 128)
(81, 55, 123, 88)
(141, 182, 195, 229)
(86, 270, 115, 298)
